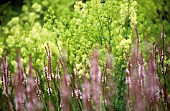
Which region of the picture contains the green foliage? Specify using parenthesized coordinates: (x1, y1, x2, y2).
(51, 1, 135, 109)
(137, 0, 170, 43)
(0, 0, 170, 110)
(0, 0, 72, 72)
(54, 0, 134, 73)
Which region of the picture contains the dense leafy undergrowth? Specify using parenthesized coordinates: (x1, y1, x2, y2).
(0, 0, 170, 111)
(0, 26, 170, 111)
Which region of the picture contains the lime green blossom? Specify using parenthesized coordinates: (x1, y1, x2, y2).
(32, 3, 42, 12)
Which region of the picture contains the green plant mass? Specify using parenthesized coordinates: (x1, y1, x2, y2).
(0, 0, 170, 111)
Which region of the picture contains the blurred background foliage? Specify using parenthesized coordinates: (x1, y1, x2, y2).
(0, 0, 169, 110)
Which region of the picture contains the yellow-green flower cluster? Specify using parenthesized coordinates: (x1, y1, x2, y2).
(74, 1, 87, 17)
(120, 0, 128, 25)
(32, 3, 42, 13)
(129, 1, 138, 27)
